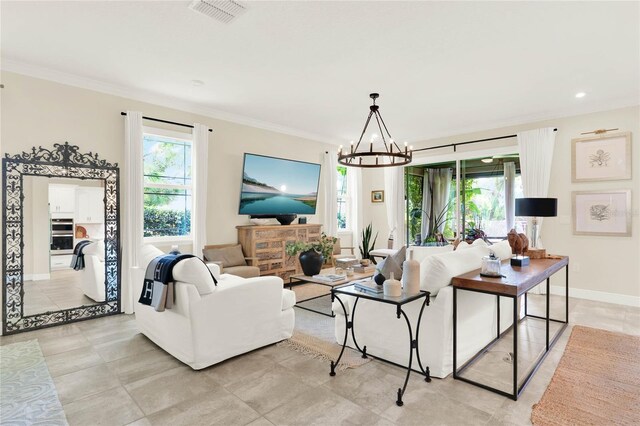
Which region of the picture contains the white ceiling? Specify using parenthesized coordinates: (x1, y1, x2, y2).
(2, 1, 639, 144)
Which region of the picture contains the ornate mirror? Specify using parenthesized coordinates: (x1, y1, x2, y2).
(2, 142, 120, 334)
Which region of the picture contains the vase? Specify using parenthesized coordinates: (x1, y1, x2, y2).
(299, 250, 324, 276)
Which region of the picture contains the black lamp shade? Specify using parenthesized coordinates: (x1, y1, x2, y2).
(515, 198, 557, 217)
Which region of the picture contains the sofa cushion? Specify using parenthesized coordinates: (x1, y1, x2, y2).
(421, 245, 489, 295)
(140, 244, 164, 269)
(83, 240, 105, 261)
(225, 265, 260, 279)
(206, 263, 222, 280)
(490, 240, 513, 260)
(282, 289, 296, 311)
(172, 258, 217, 295)
(203, 245, 247, 268)
(410, 245, 453, 263)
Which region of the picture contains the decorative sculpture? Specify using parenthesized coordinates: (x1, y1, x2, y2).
(507, 229, 529, 255)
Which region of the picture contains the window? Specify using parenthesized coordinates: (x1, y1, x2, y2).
(336, 165, 349, 230)
(142, 131, 192, 239)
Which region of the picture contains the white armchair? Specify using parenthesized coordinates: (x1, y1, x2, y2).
(134, 245, 296, 370)
(80, 240, 105, 302)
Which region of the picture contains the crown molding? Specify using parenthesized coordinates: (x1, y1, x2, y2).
(1, 58, 336, 145)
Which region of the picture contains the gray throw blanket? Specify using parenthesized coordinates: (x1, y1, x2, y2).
(70, 240, 93, 271)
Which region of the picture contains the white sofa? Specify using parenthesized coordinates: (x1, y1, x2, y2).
(134, 245, 296, 370)
(333, 239, 515, 378)
(80, 240, 105, 302)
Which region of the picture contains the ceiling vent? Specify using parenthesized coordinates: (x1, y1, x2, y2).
(189, 0, 247, 24)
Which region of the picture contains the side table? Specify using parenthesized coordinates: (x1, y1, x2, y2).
(330, 284, 431, 407)
(452, 256, 569, 400)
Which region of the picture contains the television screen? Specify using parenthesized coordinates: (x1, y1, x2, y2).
(239, 153, 321, 215)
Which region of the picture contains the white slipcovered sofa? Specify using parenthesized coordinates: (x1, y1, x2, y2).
(334, 239, 515, 378)
(80, 240, 106, 302)
(135, 245, 296, 370)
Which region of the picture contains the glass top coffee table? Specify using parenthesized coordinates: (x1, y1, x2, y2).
(288, 268, 375, 317)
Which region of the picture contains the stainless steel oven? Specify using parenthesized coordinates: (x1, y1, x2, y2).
(50, 218, 74, 255)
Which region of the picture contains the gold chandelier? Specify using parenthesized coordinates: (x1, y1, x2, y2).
(338, 93, 412, 168)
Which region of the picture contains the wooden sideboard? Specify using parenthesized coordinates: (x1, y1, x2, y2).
(237, 224, 322, 280)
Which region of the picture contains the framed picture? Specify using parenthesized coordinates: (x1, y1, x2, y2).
(371, 190, 384, 203)
(572, 190, 631, 237)
(572, 132, 631, 182)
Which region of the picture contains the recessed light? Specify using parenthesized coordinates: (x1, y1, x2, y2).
(191, 80, 205, 87)
(575, 92, 586, 98)
(481, 158, 493, 164)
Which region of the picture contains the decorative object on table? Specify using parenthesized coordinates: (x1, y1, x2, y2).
(338, 93, 412, 168)
(354, 278, 384, 294)
(374, 273, 386, 286)
(311, 273, 347, 282)
(360, 258, 371, 266)
(383, 272, 402, 297)
(401, 249, 420, 295)
(353, 264, 376, 274)
(335, 258, 359, 269)
(75, 225, 87, 238)
(515, 197, 558, 260)
(286, 233, 338, 276)
(572, 131, 631, 182)
(298, 217, 307, 224)
(371, 190, 384, 203)
(169, 245, 181, 255)
(359, 223, 378, 260)
(480, 252, 502, 277)
(376, 246, 406, 282)
(345, 267, 354, 277)
(507, 229, 530, 266)
(572, 189, 631, 237)
(249, 217, 272, 225)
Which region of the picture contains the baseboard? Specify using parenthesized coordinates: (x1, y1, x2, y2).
(550, 285, 640, 308)
(23, 273, 51, 281)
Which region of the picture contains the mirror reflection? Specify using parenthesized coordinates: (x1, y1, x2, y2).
(22, 176, 106, 316)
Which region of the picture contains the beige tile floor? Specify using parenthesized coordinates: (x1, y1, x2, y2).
(23, 269, 99, 316)
(1, 294, 638, 426)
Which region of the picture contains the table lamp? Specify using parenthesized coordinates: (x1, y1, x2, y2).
(514, 197, 557, 265)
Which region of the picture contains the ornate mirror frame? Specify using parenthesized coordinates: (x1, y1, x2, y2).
(2, 142, 120, 334)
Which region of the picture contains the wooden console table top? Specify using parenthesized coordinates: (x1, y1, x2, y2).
(452, 256, 569, 297)
(236, 223, 321, 230)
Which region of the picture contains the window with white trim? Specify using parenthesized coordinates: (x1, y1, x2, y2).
(142, 129, 193, 239)
(336, 165, 350, 231)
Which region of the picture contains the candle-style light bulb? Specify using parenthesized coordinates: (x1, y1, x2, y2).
(350, 140, 354, 153)
(404, 141, 408, 154)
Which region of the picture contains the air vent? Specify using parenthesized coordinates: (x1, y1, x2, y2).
(189, 0, 247, 24)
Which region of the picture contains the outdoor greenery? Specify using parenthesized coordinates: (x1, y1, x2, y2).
(285, 233, 337, 260)
(143, 208, 191, 237)
(359, 223, 378, 259)
(336, 166, 348, 229)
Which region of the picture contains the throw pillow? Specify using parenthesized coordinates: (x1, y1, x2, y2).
(173, 258, 216, 295)
(202, 244, 247, 268)
(420, 246, 488, 296)
(490, 240, 513, 260)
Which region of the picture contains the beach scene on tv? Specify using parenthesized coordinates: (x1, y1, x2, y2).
(239, 154, 321, 215)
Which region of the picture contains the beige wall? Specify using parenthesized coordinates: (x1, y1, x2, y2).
(1, 72, 333, 255)
(363, 106, 640, 304)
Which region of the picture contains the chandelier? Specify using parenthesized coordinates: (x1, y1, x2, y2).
(338, 93, 412, 168)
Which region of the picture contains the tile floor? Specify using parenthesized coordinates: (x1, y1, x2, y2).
(23, 269, 99, 316)
(1, 294, 638, 425)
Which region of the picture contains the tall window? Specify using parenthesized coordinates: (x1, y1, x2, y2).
(336, 165, 349, 230)
(142, 131, 192, 238)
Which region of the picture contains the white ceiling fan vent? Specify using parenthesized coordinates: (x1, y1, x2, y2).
(189, 0, 247, 24)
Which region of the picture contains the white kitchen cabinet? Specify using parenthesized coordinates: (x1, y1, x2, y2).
(49, 184, 76, 214)
(75, 187, 105, 224)
(50, 254, 72, 270)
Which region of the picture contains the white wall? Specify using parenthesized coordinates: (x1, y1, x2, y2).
(1, 71, 334, 252)
(364, 106, 640, 305)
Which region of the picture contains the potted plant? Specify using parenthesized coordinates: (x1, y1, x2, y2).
(285, 233, 337, 276)
(359, 223, 378, 260)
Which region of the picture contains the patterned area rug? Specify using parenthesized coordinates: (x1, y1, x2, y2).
(531, 326, 640, 425)
(0, 340, 68, 425)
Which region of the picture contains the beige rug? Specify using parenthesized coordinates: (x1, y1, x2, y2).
(291, 283, 331, 303)
(531, 325, 640, 426)
(278, 330, 371, 371)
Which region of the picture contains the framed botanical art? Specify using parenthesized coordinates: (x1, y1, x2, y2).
(572, 132, 631, 182)
(572, 190, 631, 237)
(371, 190, 384, 203)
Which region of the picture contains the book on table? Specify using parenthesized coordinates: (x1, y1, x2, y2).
(353, 279, 384, 294)
(311, 273, 346, 282)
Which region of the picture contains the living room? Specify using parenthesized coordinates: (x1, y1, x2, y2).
(1, 1, 638, 425)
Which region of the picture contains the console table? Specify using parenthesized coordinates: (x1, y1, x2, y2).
(452, 256, 569, 400)
(330, 284, 431, 407)
(237, 224, 322, 280)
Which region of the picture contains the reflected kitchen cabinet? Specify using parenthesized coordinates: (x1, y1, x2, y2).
(76, 187, 105, 224)
(48, 184, 76, 213)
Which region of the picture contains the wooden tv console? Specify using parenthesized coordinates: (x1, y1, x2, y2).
(237, 224, 322, 280)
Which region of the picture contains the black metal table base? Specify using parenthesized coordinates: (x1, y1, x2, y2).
(287, 279, 335, 318)
(330, 293, 431, 406)
(453, 265, 569, 400)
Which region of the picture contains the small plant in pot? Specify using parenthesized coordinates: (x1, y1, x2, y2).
(285, 233, 337, 276)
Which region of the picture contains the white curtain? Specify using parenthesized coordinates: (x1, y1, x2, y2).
(384, 166, 406, 249)
(347, 167, 363, 253)
(122, 111, 144, 314)
(517, 127, 556, 247)
(421, 168, 452, 238)
(504, 161, 516, 232)
(321, 150, 338, 237)
(192, 123, 209, 257)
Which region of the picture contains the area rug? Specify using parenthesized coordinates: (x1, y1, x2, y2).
(531, 325, 640, 426)
(0, 339, 68, 425)
(291, 283, 330, 303)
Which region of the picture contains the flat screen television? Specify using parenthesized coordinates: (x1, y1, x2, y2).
(239, 153, 321, 219)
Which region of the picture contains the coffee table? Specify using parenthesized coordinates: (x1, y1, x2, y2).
(288, 268, 375, 317)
